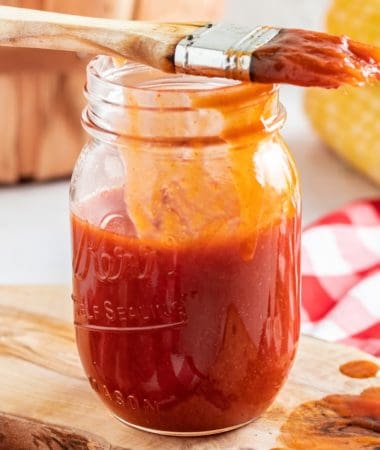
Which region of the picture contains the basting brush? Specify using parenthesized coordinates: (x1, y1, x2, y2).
(0, 5, 380, 88)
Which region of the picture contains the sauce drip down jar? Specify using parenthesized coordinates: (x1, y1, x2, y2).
(70, 56, 301, 436)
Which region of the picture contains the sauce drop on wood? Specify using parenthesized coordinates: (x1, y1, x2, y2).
(340, 360, 379, 379)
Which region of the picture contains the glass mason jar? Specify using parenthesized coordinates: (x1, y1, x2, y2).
(70, 56, 301, 436)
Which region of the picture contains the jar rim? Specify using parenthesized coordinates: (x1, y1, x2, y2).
(87, 55, 266, 92)
(86, 55, 278, 108)
(83, 56, 285, 145)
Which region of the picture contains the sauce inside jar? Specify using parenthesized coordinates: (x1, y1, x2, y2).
(71, 187, 300, 433)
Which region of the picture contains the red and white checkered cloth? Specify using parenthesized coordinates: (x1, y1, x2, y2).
(301, 199, 380, 356)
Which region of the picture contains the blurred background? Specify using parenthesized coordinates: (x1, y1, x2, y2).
(0, 0, 379, 284)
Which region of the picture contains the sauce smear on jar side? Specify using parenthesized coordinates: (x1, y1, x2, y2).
(71, 188, 300, 433)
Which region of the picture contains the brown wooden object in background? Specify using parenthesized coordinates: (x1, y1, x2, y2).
(0, 0, 222, 184)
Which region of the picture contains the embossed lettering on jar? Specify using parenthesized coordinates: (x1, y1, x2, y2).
(70, 56, 301, 436)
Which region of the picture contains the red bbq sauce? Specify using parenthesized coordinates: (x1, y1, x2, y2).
(250, 29, 380, 88)
(71, 188, 300, 433)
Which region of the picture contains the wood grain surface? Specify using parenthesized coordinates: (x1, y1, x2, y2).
(0, 285, 379, 449)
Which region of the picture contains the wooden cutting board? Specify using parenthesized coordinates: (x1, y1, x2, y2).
(0, 285, 379, 449)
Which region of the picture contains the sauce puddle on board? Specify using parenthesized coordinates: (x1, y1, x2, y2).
(275, 387, 380, 450)
(274, 360, 380, 449)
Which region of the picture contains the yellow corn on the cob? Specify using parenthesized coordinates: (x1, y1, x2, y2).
(305, 0, 380, 185)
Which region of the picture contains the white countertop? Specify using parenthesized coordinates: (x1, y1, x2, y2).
(1, 87, 379, 284)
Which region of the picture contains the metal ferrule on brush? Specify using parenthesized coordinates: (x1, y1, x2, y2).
(174, 23, 280, 81)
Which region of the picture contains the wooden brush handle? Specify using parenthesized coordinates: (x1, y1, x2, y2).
(0, 6, 202, 72)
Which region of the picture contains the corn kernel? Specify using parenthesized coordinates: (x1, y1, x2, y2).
(305, 0, 380, 185)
